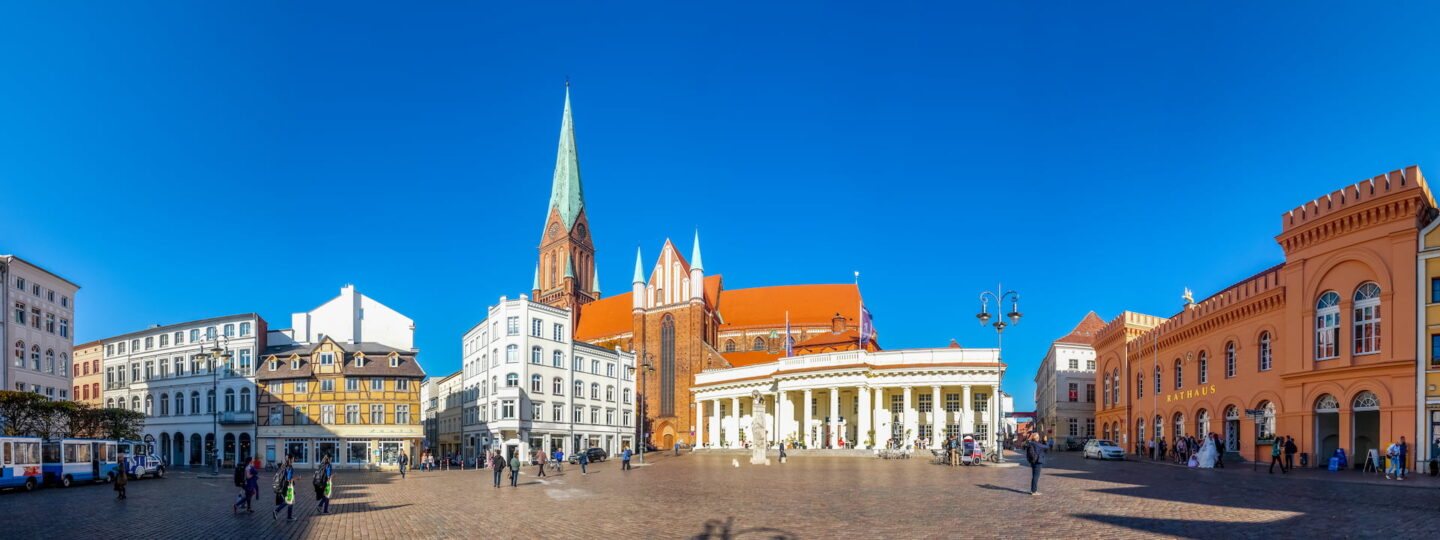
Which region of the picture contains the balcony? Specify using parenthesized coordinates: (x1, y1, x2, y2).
(218, 411, 255, 424)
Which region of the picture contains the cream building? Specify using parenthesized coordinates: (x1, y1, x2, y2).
(692, 346, 1002, 450)
(2, 255, 79, 399)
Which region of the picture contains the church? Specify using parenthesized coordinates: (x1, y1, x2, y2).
(530, 87, 879, 448)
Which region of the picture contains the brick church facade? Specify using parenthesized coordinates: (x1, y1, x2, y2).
(530, 87, 879, 448)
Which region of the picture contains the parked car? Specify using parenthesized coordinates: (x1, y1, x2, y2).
(1083, 439, 1125, 460)
(568, 447, 608, 464)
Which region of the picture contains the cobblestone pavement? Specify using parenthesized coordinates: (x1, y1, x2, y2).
(3, 450, 1438, 539)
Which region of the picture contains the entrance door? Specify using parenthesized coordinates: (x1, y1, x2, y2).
(1353, 411, 1379, 464)
(1224, 420, 1238, 452)
(1315, 412, 1339, 463)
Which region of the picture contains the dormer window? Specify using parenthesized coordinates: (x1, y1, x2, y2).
(354, 356, 363, 368)
(319, 353, 335, 365)
(268, 360, 277, 371)
(389, 356, 399, 368)
(290, 359, 299, 370)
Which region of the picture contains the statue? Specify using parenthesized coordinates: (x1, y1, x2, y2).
(749, 390, 771, 465)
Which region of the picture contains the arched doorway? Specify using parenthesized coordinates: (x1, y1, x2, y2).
(1223, 406, 1240, 452)
(190, 434, 202, 465)
(223, 433, 236, 466)
(662, 427, 676, 450)
(172, 432, 185, 466)
(239, 433, 252, 463)
(1314, 394, 1340, 464)
(205, 433, 216, 466)
(1136, 418, 1146, 453)
(160, 433, 170, 465)
(1352, 391, 1380, 465)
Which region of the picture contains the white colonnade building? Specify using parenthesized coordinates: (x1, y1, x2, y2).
(692, 347, 1002, 450)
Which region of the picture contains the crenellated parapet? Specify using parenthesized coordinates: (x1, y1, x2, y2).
(1277, 166, 1434, 254)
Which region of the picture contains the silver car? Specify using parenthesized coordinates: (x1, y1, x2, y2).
(1083, 439, 1125, 460)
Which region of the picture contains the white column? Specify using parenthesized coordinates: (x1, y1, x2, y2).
(802, 389, 813, 448)
(828, 388, 840, 448)
(931, 385, 943, 448)
(873, 387, 888, 445)
(962, 384, 973, 436)
(988, 388, 998, 452)
(857, 386, 871, 449)
(695, 401, 704, 448)
(779, 390, 791, 444)
(709, 399, 720, 448)
(902, 386, 915, 449)
(730, 396, 741, 448)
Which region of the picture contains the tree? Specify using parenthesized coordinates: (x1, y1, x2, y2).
(0, 391, 48, 436)
(94, 408, 146, 441)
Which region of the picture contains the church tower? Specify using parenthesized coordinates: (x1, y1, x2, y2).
(535, 84, 598, 316)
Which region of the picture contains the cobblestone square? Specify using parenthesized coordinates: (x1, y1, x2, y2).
(4, 451, 1437, 539)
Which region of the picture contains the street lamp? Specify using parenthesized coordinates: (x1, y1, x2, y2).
(628, 356, 655, 465)
(977, 284, 1021, 463)
(197, 339, 233, 474)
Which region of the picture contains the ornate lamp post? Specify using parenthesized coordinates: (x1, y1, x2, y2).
(197, 339, 232, 475)
(977, 285, 1021, 462)
(628, 356, 655, 465)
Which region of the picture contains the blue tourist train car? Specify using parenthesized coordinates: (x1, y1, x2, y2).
(0, 436, 44, 491)
(118, 440, 166, 479)
(41, 439, 119, 487)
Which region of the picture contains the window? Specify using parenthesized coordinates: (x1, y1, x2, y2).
(1352, 282, 1381, 355)
(574, 380, 583, 397)
(531, 402, 542, 421)
(389, 356, 398, 367)
(506, 316, 519, 335)
(553, 403, 563, 422)
(61, 295, 68, 307)
(531, 346, 542, 364)
(224, 388, 235, 411)
(1086, 359, 1095, 370)
(319, 353, 334, 365)
(553, 350, 563, 367)
(13, 302, 24, 325)
(1068, 359, 1078, 370)
(1067, 383, 1078, 402)
(1432, 334, 1440, 368)
(1315, 291, 1340, 360)
(661, 315, 676, 415)
(573, 356, 583, 371)
(1224, 341, 1236, 378)
(354, 355, 363, 367)
(752, 337, 764, 351)
(505, 373, 518, 387)
(1258, 332, 1273, 371)
(1153, 366, 1161, 394)
(553, 323, 564, 341)
(174, 393, 184, 415)
(189, 329, 199, 342)
(396, 405, 410, 424)
(223, 324, 235, 337)
(505, 345, 517, 363)
(396, 379, 410, 391)
(1068, 418, 1077, 436)
(192, 392, 200, 414)
(268, 359, 277, 371)
(606, 385, 615, 401)
(13, 277, 22, 290)
(45, 313, 56, 334)
(371, 378, 383, 391)
(553, 377, 563, 395)
(346, 404, 360, 424)
(1174, 358, 1183, 389)
(530, 318, 542, 337)
(1198, 351, 1208, 384)
(1432, 277, 1440, 304)
(623, 388, 632, 404)
(972, 393, 989, 413)
(321, 379, 334, 392)
(591, 407, 599, 424)
(531, 374, 542, 392)
(346, 378, 359, 391)
(1256, 401, 1276, 440)
(240, 322, 251, 336)
(240, 388, 251, 411)
(206, 327, 216, 340)
(591, 359, 600, 373)
(1085, 384, 1095, 403)
(502, 400, 515, 419)
(724, 339, 736, 352)
(174, 331, 183, 344)
(1136, 374, 1143, 398)
(31, 308, 40, 329)
(370, 404, 384, 424)
(321, 405, 335, 424)
(1086, 418, 1096, 438)
(295, 381, 308, 394)
(591, 382, 600, 400)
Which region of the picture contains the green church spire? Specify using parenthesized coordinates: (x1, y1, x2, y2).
(548, 84, 585, 230)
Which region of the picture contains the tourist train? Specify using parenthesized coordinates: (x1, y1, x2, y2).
(0, 436, 164, 492)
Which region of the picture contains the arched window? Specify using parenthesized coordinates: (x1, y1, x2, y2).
(107, 398, 115, 408)
(174, 393, 184, 415)
(606, 385, 615, 401)
(1315, 291, 1340, 360)
(1196, 409, 1210, 436)
(206, 389, 215, 413)
(240, 388, 251, 411)
(131, 396, 140, 411)
(1258, 332, 1273, 371)
(1154, 415, 1164, 440)
(1353, 282, 1381, 354)
(44, 349, 54, 373)
(661, 315, 676, 415)
(1136, 373, 1144, 398)
(505, 345, 517, 363)
(1314, 393, 1339, 412)
(1137, 418, 1146, 442)
(574, 380, 583, 397)
(1225, 342, 1236, 378)
(553, 377, 563, 395)
(59, 353, 68, 377)
(1112, 371, 1120, 405)
(1257, 401, 1276, 440)
(531, 374, 542, 392)
(1153, 366, 1161, 394)
(1102, 377, 1110, 408)
(1173, 412, 1184, 438)
(724, 340, 736, 352)
(1197, 352, 1208, 385)
(191, 391, 200, 414)
(590, 382, 600, 400)
(552, 351, 563, 367)
(623, 388, 632, 404)
(531, 346, 542, 364)
(224, 388, 235, 412)
(491, 376, 498, 393)
(13, 341, 23, 366)
(751, 337, 764, 351)
(505, 373, 518, 387)
(1173, 358, 1183, 389)
(159, 393, 169, 415)
(31, 345, 40, 370)
(1352, 390, 1379, 410)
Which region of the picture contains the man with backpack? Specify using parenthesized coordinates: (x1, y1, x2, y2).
(313, 454, 333, 514)
(272, 455, 295, 522)
(1023, 433, 1051, 495)
(232, 460, 248, 514)
(508, 452, 520, 487)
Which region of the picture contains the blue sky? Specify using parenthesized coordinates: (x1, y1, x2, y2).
(4, 2, 1439, 411)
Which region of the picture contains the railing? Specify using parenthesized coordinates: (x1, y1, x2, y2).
(696, 347, 1002, 385)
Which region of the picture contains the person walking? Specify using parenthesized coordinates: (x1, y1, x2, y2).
(1283, 436, 1298, 471)
(233, 455, 258, 513)
(508, 453, 520, 487)
(1396, 436, 1409, 480)
(1269, 437, 1285, 474)
(491, 451, 505, 488)
(1212, 434, 1225, 468)
(314, 454, 333, 514)
(621, 445, 633, 471)
(114, 454, 128, 500)
(397, 451, 409, 479)
(1023, 433, 1051, 496)
(578, 449, 589, 475)
(553, 449, 564, 474)
(272, 456, 295, 521)
(536, 449, 548, 478)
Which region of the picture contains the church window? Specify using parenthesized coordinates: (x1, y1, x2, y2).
(752, 337, 764, 351)
(724, 340, 735, 352)
(661, 315, 675, 415)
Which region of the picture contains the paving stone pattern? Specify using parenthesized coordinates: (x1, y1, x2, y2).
(3, 451, 1438, 539)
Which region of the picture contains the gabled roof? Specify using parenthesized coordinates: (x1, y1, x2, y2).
(258, 338, 423, 380)
(1054, 311, 1107, 346)
(717, 284, 860, 329)
(574, 292, 634, 341)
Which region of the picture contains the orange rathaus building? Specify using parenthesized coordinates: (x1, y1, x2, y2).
(529, 87, 878, 449)
(1095, 166, 1434, 468)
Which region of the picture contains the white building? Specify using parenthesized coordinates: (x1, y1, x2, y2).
(289, 284, 414, 350)
(2, 255, 79, 399)
(692, 346, 1003, 451)
(1033, 312, 1104, 447)
(460, 295, 636, 460)
(99, 313, 267, 467)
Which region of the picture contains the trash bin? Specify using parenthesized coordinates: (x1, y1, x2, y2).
(1300, 453, 1309, 468)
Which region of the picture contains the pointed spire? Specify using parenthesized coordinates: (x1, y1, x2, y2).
(690, 230, 704, 271)
(548, 85, 585, 229)
(632, 247, 645, 284)
(533, 264, 540, 290)
(564, 253, 575, 279)
(591, 265, 601, 294)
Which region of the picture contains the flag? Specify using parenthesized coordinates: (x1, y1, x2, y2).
(784, 311, 794, 357)
(858, 305, 874, 346)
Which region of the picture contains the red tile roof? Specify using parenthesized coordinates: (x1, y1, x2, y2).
(795, 329, 858, 348)
(574, 292, 634, 341)
(717, 284, 860, 329)
(720, 350, 784, 367)
(1055, 311, 1107, 345)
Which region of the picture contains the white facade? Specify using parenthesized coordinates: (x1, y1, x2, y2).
(99, 313, 265, 467)
(1034, 341, 1097, 445)
(459, 295, 636, 460)
(2, 255, 79, 399)
(692, 347, 1003, 451)
(290, 285, 414, 350)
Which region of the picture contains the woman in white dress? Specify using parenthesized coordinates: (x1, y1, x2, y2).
(1195, 436, 1217, 469)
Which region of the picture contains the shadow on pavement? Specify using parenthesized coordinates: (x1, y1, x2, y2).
(975, 483, 1029, 495)
(691, 516, 799, 540)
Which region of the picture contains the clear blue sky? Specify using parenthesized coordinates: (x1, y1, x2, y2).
(4, 2, 1439, 411)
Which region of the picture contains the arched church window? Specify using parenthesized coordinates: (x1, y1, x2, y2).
(724, 340, 735, 352)
(660, 315, 676, 416)
(752, 337, 764, 351)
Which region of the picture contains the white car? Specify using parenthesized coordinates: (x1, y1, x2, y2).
(1083, 439, 1125, 460)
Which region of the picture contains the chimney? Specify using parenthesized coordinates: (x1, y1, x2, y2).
(832, 313, 845, 334)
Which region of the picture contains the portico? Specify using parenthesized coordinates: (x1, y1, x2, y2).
(693, 347, 1003, 450)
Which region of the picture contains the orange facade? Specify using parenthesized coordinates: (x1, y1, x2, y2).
(1095, 167, 1434, 467)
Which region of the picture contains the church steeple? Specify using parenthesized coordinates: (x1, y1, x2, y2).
(537, 83, 598, 314)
